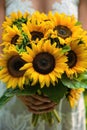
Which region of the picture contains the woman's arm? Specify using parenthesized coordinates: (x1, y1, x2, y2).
(78, 0, 87, 30)
(0, 0, 5, 45)
(0, 0, 5, 35)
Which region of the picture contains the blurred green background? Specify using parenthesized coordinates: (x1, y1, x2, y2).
(84, 90, 87, 129)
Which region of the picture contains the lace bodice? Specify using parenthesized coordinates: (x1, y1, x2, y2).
(5, 0, 35, 16)
(52, 0, 79, 19)
(0, 0, 86, 130)
(5, 0, 79, 18)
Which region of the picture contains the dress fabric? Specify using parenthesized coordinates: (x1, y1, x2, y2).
(0, 0, 86, 130)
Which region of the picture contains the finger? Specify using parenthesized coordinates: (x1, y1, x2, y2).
(23, 96, 44, 105)
(31, 95, 51, 103)
(19, 95, 44, 106)
(28, 106, 56, 114)
(38, 102, 57, 110)
(31, 102, 56, 110)
(27, 102, 57, 111)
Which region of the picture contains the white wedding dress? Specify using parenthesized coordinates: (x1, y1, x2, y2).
(0, 0, 86, 130)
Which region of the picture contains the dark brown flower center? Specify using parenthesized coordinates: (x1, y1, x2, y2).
(33, 52, 55, 74)
(66, 50, 77, 68)
(7, 55, 26, 77)
(54, 25, 72, 39)
(11, 35, 19, 44)
(30, 31, 44, 41)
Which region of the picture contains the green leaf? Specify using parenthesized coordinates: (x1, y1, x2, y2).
(0, 66, 2, 70)
(61, 74, 87, 89)
(75, 21, 81, 26)
(41, 80, 68, 103)
(5, 84, 39, 97)
(76, 72, 87, 81)
(0, 94, 13, 109)
(62, 45, 71, 53)
(0, 84, 40, 108)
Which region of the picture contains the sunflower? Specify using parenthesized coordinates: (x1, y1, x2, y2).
(48, 12, 82, 40)
(2, 25, 23, 47)
(22, 20, 52, 43)
(74, 29, 87, 47)
(20, 40, 68, 88)
(45, 29, 65, 47)
(66, 88, 84, 108)
(22, 11, 53, 43)
(22, 23, 43, 43)
(2, 11, 30, 29)
(0, 46, 27, 89)
(65, 39, 87, 78)
(29, 11, 48, 24)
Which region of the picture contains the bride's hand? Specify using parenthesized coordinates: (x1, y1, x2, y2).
(19, 95, 57, 114)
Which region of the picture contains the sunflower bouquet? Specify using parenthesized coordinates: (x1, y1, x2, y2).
(0, 11, 87, 126)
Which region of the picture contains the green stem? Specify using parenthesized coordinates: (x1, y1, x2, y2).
(32, 114, 39, 126)
(41, 113, 48, 121)
(46, 112, 54, 125)
(52, 109, 61, 123)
